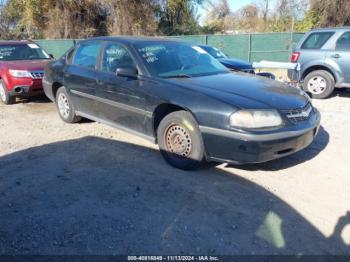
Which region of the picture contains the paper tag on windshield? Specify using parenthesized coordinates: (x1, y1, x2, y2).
(28, 44, 39, 49)
(192, 46, 207, 54)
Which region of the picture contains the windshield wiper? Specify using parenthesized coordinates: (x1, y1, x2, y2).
(163, 74, 192, 79)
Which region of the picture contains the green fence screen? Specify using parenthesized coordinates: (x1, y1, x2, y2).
(34, 39, 77, 58)
(169, 32, 304, 62)
(35, 33, 305, 62)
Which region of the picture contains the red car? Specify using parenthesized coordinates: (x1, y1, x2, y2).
(0, 40, 52, 104)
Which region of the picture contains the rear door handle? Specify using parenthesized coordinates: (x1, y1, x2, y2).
(331, 54, 341, 59)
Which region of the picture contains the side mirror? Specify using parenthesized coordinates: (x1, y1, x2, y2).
(116, 66, 138, 78)
(49, 54, 55, 59)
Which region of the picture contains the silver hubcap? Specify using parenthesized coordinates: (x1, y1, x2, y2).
(0, 83, 6, 102)
(307, 76, 327, 94)
(58, 93, 70, 119)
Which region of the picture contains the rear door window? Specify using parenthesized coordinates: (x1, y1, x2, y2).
(336, 32, 350, 51)
(72, 42, 101, 69)
(301, 32, 334, 49)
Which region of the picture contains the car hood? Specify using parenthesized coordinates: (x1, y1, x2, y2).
(170, 72, 308, 110)
(218, 58, 253, 70)
(1, 60, 49, 71)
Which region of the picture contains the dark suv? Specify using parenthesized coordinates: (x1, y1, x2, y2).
(290, 27, 350, 99)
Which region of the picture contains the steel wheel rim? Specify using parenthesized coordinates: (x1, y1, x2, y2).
(164, 124, 192, 157)
(307, 76, 327, 94)
(0, 83, 6, 102)
(58, 93, 70, 119)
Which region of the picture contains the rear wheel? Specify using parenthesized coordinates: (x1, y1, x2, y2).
(303, 70, 335, 99)
(56, 87, 81, 123)
(0, 80, 15, 105)
(157, 111, 205, 170)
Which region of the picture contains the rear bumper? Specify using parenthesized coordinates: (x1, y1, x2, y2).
(200, 110, 321, 164)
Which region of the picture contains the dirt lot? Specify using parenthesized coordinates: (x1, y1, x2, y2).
(0, 90, 350, 255)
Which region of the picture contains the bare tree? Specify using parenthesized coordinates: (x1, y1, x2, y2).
(204, 0, 232, 32)
(261, 0, 269, 21)
(106, 0, 158, 36)
(238, 4, 260, 32)
(310, 0, 350, 27)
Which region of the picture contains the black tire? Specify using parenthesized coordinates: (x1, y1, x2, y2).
(303, 70, 335, 99)
(55, 87, 81, 123)
(157, 110, 205, 170)
(0, 80, 15, 105)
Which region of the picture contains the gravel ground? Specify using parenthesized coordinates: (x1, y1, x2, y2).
(0, 90, 350, 255)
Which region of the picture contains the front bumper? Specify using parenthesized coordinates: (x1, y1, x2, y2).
(288, 68, 301, 82)
(42, 77, 55, 101)
(200, 109, 321, 164)
(8, 79, 44, 97)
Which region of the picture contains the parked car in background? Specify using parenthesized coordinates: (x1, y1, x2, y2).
(0, 40, 52, 105)
(199, 44, 275, 79)
(290, 27, 350, 99)
(44, 37, 320, 170)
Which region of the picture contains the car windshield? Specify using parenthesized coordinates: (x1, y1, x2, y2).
(200, 46, 227, 59)
(0, 44, 50, 61)
(135, 42, 229, 78)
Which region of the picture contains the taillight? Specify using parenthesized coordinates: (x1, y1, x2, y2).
(291, 52, 300, 62)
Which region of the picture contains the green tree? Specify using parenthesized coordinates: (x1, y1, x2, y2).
(157, 0, 203, 35)
(2, 0, 46, 38)
(1, 0, 205, 38)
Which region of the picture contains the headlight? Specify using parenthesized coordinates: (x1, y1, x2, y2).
(9, 70, 32, 78)
(230, 110, 283, 129)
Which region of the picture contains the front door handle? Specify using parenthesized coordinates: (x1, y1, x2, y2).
(96, 79, 104, 85)
(331, 54, 341, 59)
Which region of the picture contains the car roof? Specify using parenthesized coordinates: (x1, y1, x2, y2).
(310, 26, 350, 32)
(82, 36, 186, 45)
(0, 40, 33, 46)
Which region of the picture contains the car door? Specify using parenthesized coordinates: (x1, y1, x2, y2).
(327, 31, 350, 84)
(94, 41, 154, 137)
(64, 41, 102, 116)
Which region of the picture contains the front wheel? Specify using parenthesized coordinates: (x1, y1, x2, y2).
(56, 87, 81, 123)
(0, 80, 15, 105)
(157, 111, 205, 170)
(303, 70, 335, 99)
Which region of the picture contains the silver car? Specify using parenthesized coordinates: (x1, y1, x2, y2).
(290, 27, 350, 99)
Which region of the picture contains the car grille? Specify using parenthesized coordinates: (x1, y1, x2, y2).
(281, 103, 313, 123)
(30, 71, 44, 79)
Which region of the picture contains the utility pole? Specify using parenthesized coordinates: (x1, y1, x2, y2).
(290, 1, 295, 58)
